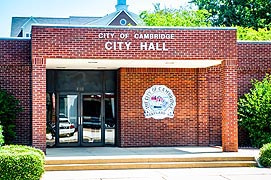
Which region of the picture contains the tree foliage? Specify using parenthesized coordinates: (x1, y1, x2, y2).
(0, 125, 4, 146)
(139, 4, 271, 41)
(0, 89, 22, 144)
(140, 3, 211, 27)
(238, 74, 271, 148)
(191, 0, 271, 30)
(237, 26, 271, 40)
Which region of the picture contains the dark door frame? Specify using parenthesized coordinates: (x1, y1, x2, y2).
(47, 70, 117, 147)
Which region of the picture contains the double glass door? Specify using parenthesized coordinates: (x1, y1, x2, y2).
(56, 93, 116, 146)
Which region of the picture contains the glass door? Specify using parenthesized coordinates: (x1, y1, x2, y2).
(81, 93, 116, 146)
(81, 94, 103, 146)
(57, 94, 79, 146)
(55, 92, 116, 146)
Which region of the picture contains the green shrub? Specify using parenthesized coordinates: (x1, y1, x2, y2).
(238, 74, 271, 148)
(0, 89, 23, 144)
(0, 125, 4, 146)
(0, 145, 45, 180)
(259, 143, 271, 167)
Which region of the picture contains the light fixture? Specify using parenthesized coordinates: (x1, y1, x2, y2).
(88, 61, 98, 64)
(165, 62, 174, 65)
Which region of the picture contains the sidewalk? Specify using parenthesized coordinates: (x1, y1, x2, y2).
(42, 167, 271, 180)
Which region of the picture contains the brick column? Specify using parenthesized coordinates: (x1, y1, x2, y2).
(221, 60, 238, 152)
(197, 68, 209, 145)
(32, 57, 46, 152)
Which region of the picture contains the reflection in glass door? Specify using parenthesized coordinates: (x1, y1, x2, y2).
(57, 94, 78, 145)
(81, 93, 116, 146)
(82, 94, 102, 145)
(105, 93, 116, 145)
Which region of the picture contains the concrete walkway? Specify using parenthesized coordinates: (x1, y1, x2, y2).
(45, 146, 260, 159)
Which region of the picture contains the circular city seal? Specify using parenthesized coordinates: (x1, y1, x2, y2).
(142, 85, 176, 119)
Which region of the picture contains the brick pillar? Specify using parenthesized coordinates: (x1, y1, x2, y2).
(197, 68, 209, 146)
(221, 60, 238, 152)
(32, 57, 46, 152)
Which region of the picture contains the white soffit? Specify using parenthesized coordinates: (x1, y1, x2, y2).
(46, 58, 222, 69)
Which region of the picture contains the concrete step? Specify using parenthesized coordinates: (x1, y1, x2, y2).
(45, 156, 257, 171)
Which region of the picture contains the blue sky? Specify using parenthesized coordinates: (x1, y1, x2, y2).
(0, 0, 190, 37)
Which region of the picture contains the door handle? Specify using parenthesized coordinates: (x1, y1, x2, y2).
(78, 117, 82, 125)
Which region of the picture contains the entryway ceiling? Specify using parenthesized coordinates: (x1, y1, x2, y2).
(46, 58, 222, 69)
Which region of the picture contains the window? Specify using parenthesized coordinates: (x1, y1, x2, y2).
(26, 33, 31, 37)
(120, 18, 127, 26)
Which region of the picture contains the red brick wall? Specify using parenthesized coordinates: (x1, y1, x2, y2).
(0, 38, 32, 145)
(30, 26, 238, 151)
(238, 42, 271, 97)
(207, 66, 222, 146)
(237, 42, 271, 146)
(117, 66, 236, 148)
(119, 68, 199, 146)
(32, 58, 46, 151)
(221, 59, 238, 152)
(31, 26, 236, 60)
(197, 68, 210, 145)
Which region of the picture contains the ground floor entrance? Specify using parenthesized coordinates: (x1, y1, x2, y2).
(46, 70, 116, 147)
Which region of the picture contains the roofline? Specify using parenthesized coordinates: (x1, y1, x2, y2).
(107, 11, 122, 25)
(21, 17, 38, 29)
(31, 24, 237, 30)
(107, 10, 139, 25)
(125, 11, 141, 25)
(237, 40, 271, 44)
(12, 16, 101, 19)
(69, 16, 102, 18)
(82, 14, 112, 25)
(0, 37, 31, 40)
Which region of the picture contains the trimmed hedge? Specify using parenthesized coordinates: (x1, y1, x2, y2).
(0, 145, 45, 180)
(259, 143, 271, 167)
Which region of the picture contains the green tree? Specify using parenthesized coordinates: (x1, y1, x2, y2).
(238, 74, 271, 148)
(0, 125, 4, 146)
(0, 89, 22, 144)
(139, 4, 271, 41)
(140, 3, 211, 27)
(191, 0, 271, 30)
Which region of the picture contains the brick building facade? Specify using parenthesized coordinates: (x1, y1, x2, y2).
(0, 25, 270, 153)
